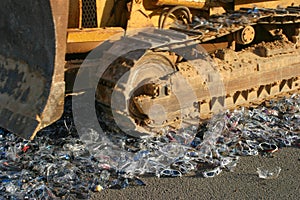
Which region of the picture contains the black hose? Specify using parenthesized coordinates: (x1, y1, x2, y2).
(158, 7, 171, 29)
(161, 6, 191, 29)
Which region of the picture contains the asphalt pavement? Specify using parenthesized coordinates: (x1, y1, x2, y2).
(91, 147, 300, 200)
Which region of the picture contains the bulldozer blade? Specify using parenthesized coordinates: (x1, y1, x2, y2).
(0, 0, 69, 139)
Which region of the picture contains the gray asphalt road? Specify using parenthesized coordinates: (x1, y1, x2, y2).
(91, 147, 300, 200)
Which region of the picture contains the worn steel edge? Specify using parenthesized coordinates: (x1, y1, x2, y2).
(0, 0, 69, 139)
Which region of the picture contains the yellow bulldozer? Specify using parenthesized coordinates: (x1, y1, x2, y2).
(0, 0, 299, 139)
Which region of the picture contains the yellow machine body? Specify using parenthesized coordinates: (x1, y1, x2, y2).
(0, 0, 299, 139)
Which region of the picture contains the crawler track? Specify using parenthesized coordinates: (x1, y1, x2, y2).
(66, 6, 300, 137)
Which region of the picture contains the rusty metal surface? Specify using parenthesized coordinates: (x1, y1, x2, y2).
(0, 0, 68, 139)
(68, 0, 80, 28)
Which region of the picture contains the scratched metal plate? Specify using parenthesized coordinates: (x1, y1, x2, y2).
(0, 0, 68, 139)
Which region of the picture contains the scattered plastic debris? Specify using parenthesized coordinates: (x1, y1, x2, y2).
(257, 166, 282, 179)
(157, 169, 182, 178)
(202, 167, 222, 178)
(0, 94, 299, 198)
